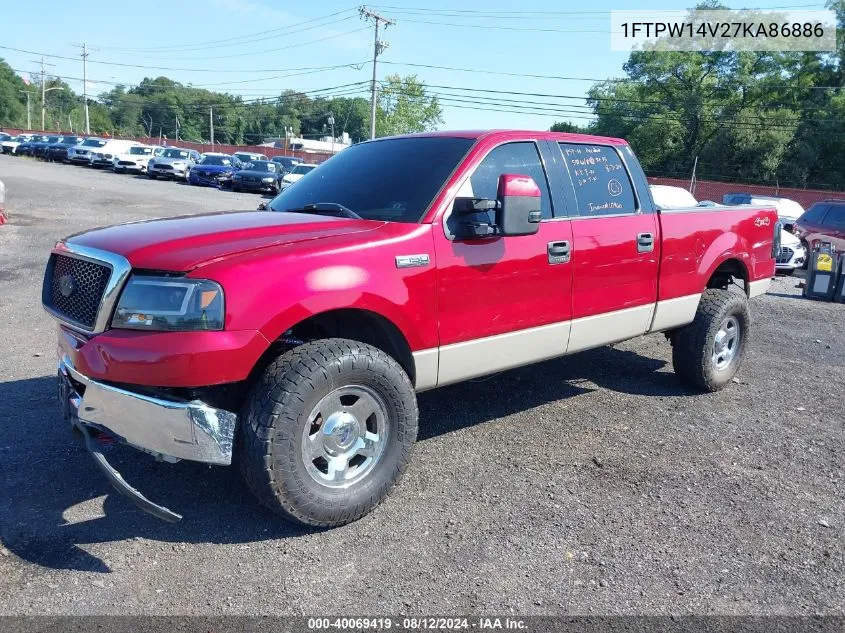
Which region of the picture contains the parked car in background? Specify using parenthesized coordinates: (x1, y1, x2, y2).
(46, 135, 84, 162)
(89, 139, 142, 168)
(147, 147, 201, 180)
(271, 155, 302, 175)
(68, 138, 107, 164)
(188, 153, 242, 188)
(0, 133, 11, 143)
(19, 134, 56, 157)
(233, 151, 268, 164)
(112, 145, 164, 174)
(278, 162, 317, 190)
(2, 134, 34, 154)
(794, 200, 845, 256)
(232, 159, 280, 194)
(722, 193, 805, 232)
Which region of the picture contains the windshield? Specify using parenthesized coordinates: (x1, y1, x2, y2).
(129, 146, 154, 155)
(269, 137, 474, 223)
(242, 161, 275, 173)
(200, 155, 233, 166)
(46, 136, 60, 143)
(235, 153, 264, 161)
(62, 136, 81, 144)
(162, 148, 189, 158)
(82, 138, 107, 147)
(291, 164, 316, 175)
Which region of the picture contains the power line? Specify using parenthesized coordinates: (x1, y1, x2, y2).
(0, 44, 366, 73)
(98, 8, 359, 53)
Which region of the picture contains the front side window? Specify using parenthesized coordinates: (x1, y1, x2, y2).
(457, 142, 553, 220)
(559, 143, 637, 216)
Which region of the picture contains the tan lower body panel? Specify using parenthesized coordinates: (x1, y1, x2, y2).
(414, 296, 709, 391)
(748, 278, 771, 298)
(566, 303, 655, 355)
(648, 293, 702, 332)
(435, 321, 570, 387)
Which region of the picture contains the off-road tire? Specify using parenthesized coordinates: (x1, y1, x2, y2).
(672, 288, 750, 392)
(238, 338, 418, 527)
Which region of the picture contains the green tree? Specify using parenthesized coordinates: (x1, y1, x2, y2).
(376, 74, 442, 137)
(0, 59, 29, 127)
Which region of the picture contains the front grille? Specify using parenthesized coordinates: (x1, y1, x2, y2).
(156, 164, 174, 170)
(118, 160, 135, 166)
(44, 254, 111, 330)
(776, 246, 794, 264)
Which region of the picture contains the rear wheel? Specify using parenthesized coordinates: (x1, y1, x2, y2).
(238, 338, 418, 527)
(672, 288, 750, 392)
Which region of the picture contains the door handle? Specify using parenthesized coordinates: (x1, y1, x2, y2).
(548, 240, 571, 264)
(637, 232, 655, 253)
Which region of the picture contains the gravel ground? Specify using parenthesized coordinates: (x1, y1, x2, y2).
(0, 154, 843, 616)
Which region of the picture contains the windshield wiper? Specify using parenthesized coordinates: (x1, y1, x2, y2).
(283, 202, 362, 220)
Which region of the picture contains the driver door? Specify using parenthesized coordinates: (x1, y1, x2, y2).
(433, 140, 574, 386)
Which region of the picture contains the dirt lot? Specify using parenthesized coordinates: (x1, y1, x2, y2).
(0, 154, 843, 616)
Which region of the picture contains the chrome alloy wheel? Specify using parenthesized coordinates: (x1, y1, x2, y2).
(712, 315, 741, 371)
(301, 385, 388, 488)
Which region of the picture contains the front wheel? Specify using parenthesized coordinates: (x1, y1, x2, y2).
(672, 288, 750, 392)
(238, 338, 418, 527)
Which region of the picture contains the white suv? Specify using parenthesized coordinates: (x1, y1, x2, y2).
(113, 145, 165, 174)
(68, 138, 107, 164)
(88, 139, 143, 168)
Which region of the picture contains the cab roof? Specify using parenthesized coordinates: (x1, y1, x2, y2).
(375, 129, 629, 146)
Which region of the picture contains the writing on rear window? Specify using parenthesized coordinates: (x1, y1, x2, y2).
(559, 143, 636, 216)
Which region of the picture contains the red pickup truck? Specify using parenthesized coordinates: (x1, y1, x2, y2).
(44, 131, 779, 526)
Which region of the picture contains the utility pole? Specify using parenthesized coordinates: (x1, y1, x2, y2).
(210, 106, 214, 150)
(80, 44, 90, 134)
(18, 90, 32, 130)
(31, 56, 56, 131)
(175, 114, 179, 142)
(359, 6, 394, 140)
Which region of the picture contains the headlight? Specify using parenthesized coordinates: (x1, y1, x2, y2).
(262, 177, 274, 183)
(112, 276, 224, 331)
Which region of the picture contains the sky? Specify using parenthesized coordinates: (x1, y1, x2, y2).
(0, 0, 829, 132)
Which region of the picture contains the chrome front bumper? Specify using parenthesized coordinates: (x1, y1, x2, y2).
(59, 355, 237, 465)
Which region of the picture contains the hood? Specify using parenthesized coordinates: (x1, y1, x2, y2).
(65, 210, 386, 271)
(283, 173, 305, 182)
(193, 164, 234, 174)
(153, 156, 191, 166)
(116, 152, 151, 161)
(781, 229, 800, 247)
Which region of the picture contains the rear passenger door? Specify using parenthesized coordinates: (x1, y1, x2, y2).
(555, 142, 660, 354)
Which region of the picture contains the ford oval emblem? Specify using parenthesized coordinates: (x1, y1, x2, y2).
(58, 274, 77, 298)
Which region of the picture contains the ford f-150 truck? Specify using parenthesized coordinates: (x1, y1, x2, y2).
(44, 131, 779, 527)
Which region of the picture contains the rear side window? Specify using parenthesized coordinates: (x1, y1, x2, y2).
(559, 143, 637, 216)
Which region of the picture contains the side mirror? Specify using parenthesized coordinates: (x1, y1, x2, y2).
(257, 202, 268, 211)
(496, 174, 542, 236)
